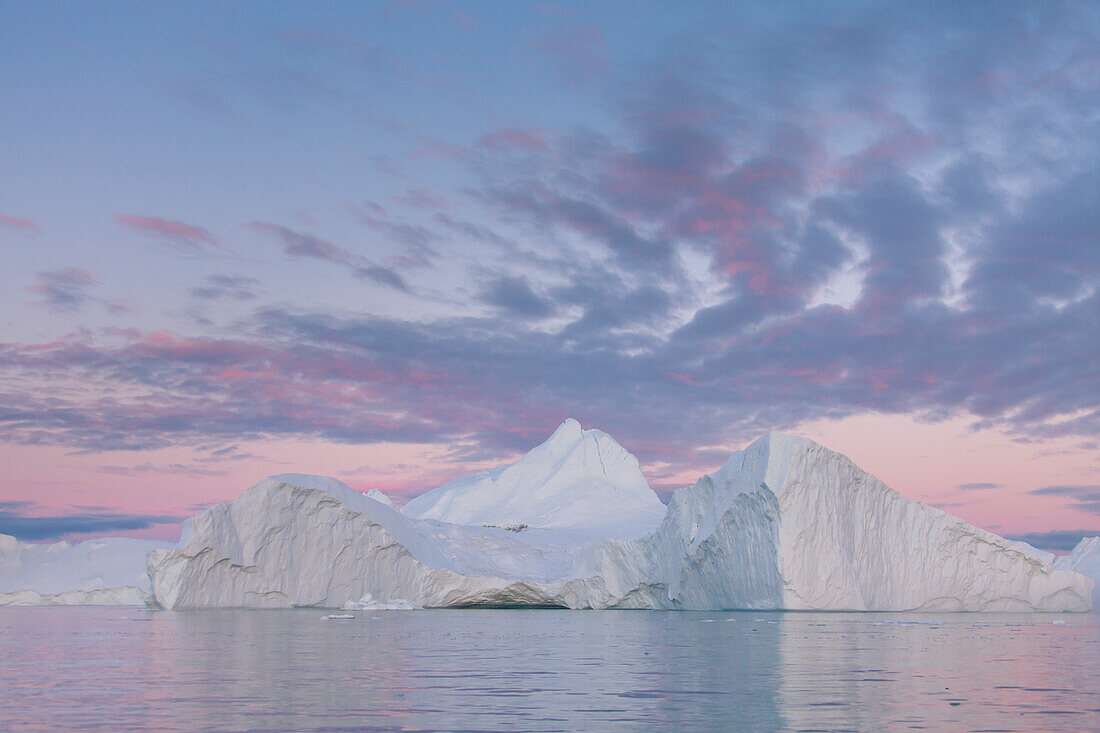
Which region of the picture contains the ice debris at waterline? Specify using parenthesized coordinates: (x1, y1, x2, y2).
(2, 421, 1097, 611)
(343, 593, 419, 611)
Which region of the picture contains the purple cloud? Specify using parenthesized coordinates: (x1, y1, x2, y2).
(248, 222, 410, 291)
(27, 267, 99, 313)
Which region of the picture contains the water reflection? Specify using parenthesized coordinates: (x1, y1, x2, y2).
(0, 608, 1096, 731)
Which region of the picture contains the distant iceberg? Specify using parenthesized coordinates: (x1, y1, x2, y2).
(0, 534, 170, 606)
(2, 421, 1096, 612)
(1054, 536, 1100, 607)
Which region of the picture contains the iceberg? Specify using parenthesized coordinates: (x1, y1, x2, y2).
(144, 425, 1094, 612)
(0, 533, 170, 606)
(2, 422, 1093, 611)
(1055, 536, 1100, 607)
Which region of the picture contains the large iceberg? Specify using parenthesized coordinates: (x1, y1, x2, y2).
(2, 422, 1095, 611)
(144, 425, 1094, 612)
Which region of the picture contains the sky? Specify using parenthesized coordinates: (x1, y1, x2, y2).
(1, 1, 1098, 550)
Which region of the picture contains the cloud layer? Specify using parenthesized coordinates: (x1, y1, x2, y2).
(2, 1, 1098, 530)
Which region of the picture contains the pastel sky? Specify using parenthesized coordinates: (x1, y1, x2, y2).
(1, 1, 1098, 550)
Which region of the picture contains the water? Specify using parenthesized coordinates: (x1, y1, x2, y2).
(1, 608, 1098, 732)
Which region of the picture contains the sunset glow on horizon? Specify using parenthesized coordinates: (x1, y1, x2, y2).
(2, 2, 1098, 550)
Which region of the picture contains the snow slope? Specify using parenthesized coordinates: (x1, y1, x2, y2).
(0, 534, 170, 606)
(402, 419, 666, 539)
(1007, 540, 1056, 566)
(147, 428, 1093, 612)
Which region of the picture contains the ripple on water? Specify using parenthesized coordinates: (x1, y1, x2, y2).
(0, 608, 1096, 732)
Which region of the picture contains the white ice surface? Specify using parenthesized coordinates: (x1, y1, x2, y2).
(1007, 540, 1057, 566)
(1055, 536, 1100, 607)
(146, 427, 1094, 612)
(402, 419, 666, 539)
(0, 533, 171, 606)
(342, 593, 418, 611)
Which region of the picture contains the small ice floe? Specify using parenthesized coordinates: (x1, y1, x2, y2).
(1052, 619, 1067, 625)
(700, 619, 716, 623)
(320, 614, 355, 620)
(342, 593, 419, 611)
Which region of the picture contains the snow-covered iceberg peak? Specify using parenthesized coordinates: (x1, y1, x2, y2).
(402, 418, 665, 538)
(366, 488, 398, 509)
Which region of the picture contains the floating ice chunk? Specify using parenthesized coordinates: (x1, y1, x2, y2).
(342, 593, 419, 611)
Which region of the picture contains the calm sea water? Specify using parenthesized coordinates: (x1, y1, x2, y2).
(1, 608, 1098, 732)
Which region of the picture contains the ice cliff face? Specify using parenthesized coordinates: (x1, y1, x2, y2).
(614, 434, 1093, 611)
(145, 429, 1094, 612)
(402, 418, 666, 538)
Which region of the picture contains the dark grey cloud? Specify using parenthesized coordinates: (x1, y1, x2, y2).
(818, 167, 948, 315)
(249, 222, 351, 264)
(190, 275, 259, 301)
(347, 205, 438, 269)
(0, 509, 181, 542)
(28, 268, 99, 313)
(249, 221, 413, 292)
(480, 277, 555, 319)
(957, 482, 1001, 491)
(356, 264, 410, 293)
(1027, 485, 1100, 515)
(1004, 529, 1099, 553)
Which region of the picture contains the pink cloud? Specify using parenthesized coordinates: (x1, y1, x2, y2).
(113, 214, 220, 249)
(0, 212, 39, 231)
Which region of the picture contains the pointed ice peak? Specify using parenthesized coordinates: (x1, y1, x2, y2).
(269, 473, 354, 494)
(546, 417, 584, 444)
(266, 473, 367, 510)
(402, 419, 665, 537)
(366, 488, 398, 510)
(712, 431, 812, 482)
